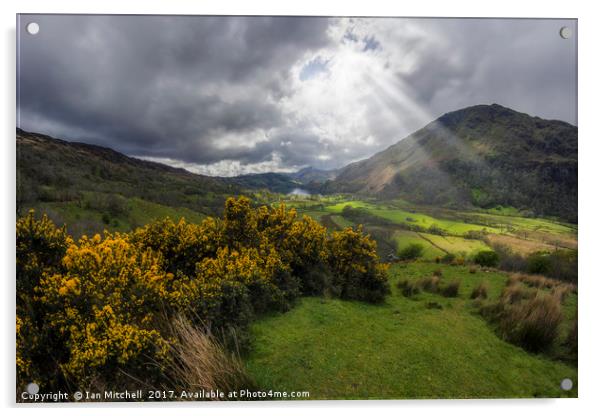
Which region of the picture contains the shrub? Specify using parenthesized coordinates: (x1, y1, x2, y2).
(470, 281, 488, 299)
(328, 226, 390, 303)
(441, 280, 461, 297)
(16, 210, 71, 300)
(16, 199, 390, 393)
(36, 232, 172, 388)
(473, 250, 499, 267)
(131, 216, 222, 276)
(398, 243, 424, 261)
(490, 243, 527, 272)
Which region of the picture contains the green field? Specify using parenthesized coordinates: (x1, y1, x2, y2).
(282, 195, 577, 257)
(245, 263, 577, 399)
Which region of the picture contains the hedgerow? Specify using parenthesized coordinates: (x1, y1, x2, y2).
(16, 197, 389, 394)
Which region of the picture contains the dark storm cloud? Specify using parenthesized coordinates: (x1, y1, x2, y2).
(17, 16, 577, 174)
(396, 19, 577, 125)
(18, 15, 332, 163)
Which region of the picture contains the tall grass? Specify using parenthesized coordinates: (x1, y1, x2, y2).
(441, 280, 461, 297)
(167, 317, 257, 399)
(418, 276, 441, 293)
(470, 281, 488, 299)
(480, 292, 563, 353)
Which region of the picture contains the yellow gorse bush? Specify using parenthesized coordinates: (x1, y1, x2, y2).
(16, 197, 389, 392)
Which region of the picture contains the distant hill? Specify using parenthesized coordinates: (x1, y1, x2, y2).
(230, 172, 299, 194)
(325, 104, 577, 222)
(16, 128, 238, 218)
(288, 167, 339, 185)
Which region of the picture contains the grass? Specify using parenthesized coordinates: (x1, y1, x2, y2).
(393, 230, 445, 260)
(245, 263, 577, 399)
(276, 195, 577, 256)
(420, 233, 490, 256)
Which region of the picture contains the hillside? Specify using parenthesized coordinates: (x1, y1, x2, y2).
(246, 262, 577, 399)
(288, 166, 339, 184)
(326, 104, 577, 222)
(16, 129, 245, 234)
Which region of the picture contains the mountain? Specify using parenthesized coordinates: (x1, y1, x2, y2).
(288, 167, 339, 185)
(325, 104, 577, 222)
(16, 128, 238, 217)
(230, 172, 299, 194)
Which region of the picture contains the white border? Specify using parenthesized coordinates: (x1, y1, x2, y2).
(2, 1, 601, 415)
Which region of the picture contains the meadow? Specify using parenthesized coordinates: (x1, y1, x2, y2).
(270, 194, 577, 262)
(245, 263, 577, 399)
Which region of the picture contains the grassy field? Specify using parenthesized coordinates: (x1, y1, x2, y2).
(281, 195, 578, 257)
(393, 230, 446, 259)
(245, 263, 577, 399)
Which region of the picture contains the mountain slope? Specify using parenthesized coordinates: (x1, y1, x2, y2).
(16, 128, 238, 217)
(326, 104, 577, 222)
(288, 167, 339, 184)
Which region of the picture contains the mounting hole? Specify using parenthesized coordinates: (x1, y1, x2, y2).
(26, 382, 39, 394)
(26, 22, 40, 35)
(560, 378, 573, 391)
(559, 26, 572, 39)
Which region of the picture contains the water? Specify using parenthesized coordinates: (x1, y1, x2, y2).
(288, 188, 311, 196)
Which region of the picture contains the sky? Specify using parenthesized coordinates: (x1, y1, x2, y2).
(17, 15, 577, 176)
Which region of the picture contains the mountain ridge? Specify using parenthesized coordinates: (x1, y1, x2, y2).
(324, 104, 577, 222)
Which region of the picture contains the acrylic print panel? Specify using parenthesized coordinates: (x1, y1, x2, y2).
(16, 15, 577, 402)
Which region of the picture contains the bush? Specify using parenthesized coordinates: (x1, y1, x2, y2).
(441, 280, 461, 297)
(473, 250, 499, 267)
(492, 243, 577, 284)
(490, 243, 527, 272)
(328, 226, 390, 303)
(398, 243, 424, 261)
(17, 199, 391, 392)
(526, 252, 552, 275)
(16, 210, 71, 300)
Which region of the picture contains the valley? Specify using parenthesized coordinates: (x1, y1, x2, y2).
(16, 103, 578, 399)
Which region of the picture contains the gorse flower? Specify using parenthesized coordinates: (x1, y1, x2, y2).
(16, 197, 389, 392)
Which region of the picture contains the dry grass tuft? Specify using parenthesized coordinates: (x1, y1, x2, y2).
(470, 281, 488, 300)
(418, 276, 441, 293)
(167, 316, 257, 399)
(441, 280, 461, 297)
(397, 279, 420, 297)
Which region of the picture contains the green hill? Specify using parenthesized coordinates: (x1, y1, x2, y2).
(326, 104, 577, 222)
(16, 129, 242, 235)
